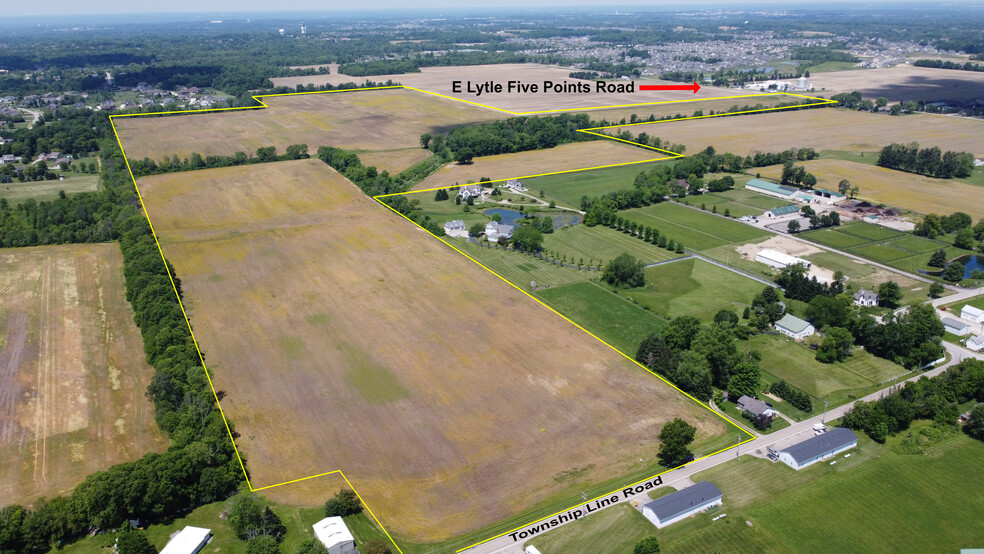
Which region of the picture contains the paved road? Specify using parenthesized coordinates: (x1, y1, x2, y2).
(687, 251, 778, 288)
(462, 342, 980, 554)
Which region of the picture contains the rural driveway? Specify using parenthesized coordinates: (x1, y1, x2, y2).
(461, 344, 980, 554)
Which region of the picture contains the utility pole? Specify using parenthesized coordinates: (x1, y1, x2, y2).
(822, 400, 829, 423)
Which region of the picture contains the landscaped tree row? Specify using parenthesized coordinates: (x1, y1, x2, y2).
(876, 142, 975, 179)
(0, 141, 243, 553)
(128, 143, 311, 177)
(842, 358, 984, 443)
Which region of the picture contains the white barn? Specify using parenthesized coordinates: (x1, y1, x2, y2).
(942, 317, 971, 336)
(774, 313, 815, 340)
(755, 249, 812, 270)
(313, 517, 357, 554)
(778, 427, 858, 470)
(642, 481, 722, 528)
(160, 526, 211, 554)
(961, 305, 984, 323)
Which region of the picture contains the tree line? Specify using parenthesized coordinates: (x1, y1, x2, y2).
(423, 112, 601, 161)
(128, 144, 310, 177)
(0, 141, 243, 553)
(877, 142, 975, 179)
(913, 59, 984, 72)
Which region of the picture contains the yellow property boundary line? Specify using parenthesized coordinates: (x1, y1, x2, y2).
(109, 85, 835, 553)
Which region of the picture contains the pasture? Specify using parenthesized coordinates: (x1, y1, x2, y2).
(412, 141, 661, 192)
(629, 258, 765, 321)
(525, 504, 658, 554)
(799, 221, 973, 275)
(0, 244, 167, 506)
(756, 159, 984, 219)
(613, 109, 984, 159)
(135, 159, 730, 543)
(622, 202, 770, 252)
(536, 281, 666, 355)
(0, 173, 100, 202)
(113, 87, 499, 170)
(695, 186, 792, 218)
(747, 333, 911, 409)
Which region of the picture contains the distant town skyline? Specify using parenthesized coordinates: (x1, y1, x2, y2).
(2, 0, 956, 18)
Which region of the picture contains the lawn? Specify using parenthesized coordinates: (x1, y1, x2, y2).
(798, 228, 870, 249)
(748, 333, 912, 409)
(851, 242, 912, 262)
(623, 202, 769, 252)
(628, 258, 765, 321)
(696, 187, 792, 218)
(523, 160, 671, 207)
(543, 224, 680, 266)
(714, 399, 790, 435)
(525, 504, 658, 554)
(60, 494, 391, 553)
(0, 172, 100, 202)
(536, 281, 666, 355)
(459, 239, 592, 289)
(946, 293, 984, 314)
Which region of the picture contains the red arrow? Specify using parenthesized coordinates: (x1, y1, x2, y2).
(639, 81, 701, 94)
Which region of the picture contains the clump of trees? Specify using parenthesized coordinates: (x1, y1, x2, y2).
(324, 489, 363, 518)
(602, 252, 646, 288)
(769, 379, 813, 412)
(657, 418, 696, 468)
(877, 142, 974, 179)
(423, 113, 601, 160)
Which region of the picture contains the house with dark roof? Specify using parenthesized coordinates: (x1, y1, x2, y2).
(853, 288, 879, 307)
(641, 481, 722, 528)
(735, 395, 776, 418)
(778, 427, 857, 470)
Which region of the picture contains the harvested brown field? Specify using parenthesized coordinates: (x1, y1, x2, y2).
(757, 159, 984, 219)
(113, 88, 499, 169)
(615, 109, 984, 158)
(270, 63, 756, 113)
(0, 244, 167, 506)
(412, 141, 661, 191)
(136, 159, 728, 542)
(357, 147, 433, 174)
(813, 65, 984, 102)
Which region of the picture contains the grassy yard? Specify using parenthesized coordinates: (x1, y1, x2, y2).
(946, 293, 984, 314)
(457, 239, 591, 289)
(543, 224, 680, 267)
(714, 399, 790, 435)
(692, 186, 792, 218)
(628, 258, 764, 321)
(0, 172, 100, 202)
(61, 495, 390, 553)
(623, 202, 769, 252)
(748, 333, 912, 411)
(525, 504, 659, 554)
(529, 423, 984, 553)
(801, 250, 936, 305)
(536, 281, 666, 356)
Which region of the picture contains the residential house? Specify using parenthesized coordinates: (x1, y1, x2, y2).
(503, 179, 527, 191)
(444, 219, 468, 238)
(774, 313, 815, 340)
(457, 184, 483, 200)
(485, 221, 514, 242)
(735, 395, 776, 418)
(853, 288, 879, 307)
(0, 154, 20, 165)
(641, 482, 722, 528)
(778, 427, 858, 470)
(99, 100, 116, 111)
(965, 335, 984, 352)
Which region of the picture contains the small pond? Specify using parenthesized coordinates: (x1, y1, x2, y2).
(484, 208, 581, 229)
(919, 254, 984, 279)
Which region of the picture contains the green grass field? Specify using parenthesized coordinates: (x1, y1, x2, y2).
(536, 281, 666, 355)
(61, 494, 390, 553)
(523, 160, 671, 207)
(543, 224, 679, 266)
(623, 202, 769, 252)
(628, 258, 765, 321)
(695, 187, 792, 218)
(458, 239, 591, 289)
(525, 504, 659, 554)
(799, 221, 974, 277)
(946, 293, 984, 314)
(0, 173, 100, 202)
(748, 333, 912, 409)
(531, 423, 984, 553)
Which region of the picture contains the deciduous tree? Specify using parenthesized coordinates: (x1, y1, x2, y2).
(657, 418, 696, 468)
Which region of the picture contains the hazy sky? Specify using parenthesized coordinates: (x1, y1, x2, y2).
(3, 0, 910, 18)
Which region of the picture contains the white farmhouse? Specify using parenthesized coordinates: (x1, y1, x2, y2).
(755, 249, 812, 270)
(457, 184, 482, 200)
(641, 481, 722, 528)
(443, 219, 468, 238)
(313, 517, 357, 554)
(960, 305, 984, 323)
(778, 427, 858, 470)
(853, 288, 879, 307)
(774, 313, 815, 340)
(160, 526, 211, 554)
(966, 335, 984, 352)
(485, 221, 514, 242)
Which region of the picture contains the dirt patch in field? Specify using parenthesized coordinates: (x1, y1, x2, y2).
(136, 159, 730, 542)
(412, 141, 660, 191)
(0, 244, 167, 506)
(736, 236, 834, 283)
